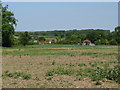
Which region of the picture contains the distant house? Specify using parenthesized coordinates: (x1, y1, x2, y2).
(33, 40, 38, 43)
(82, 40, 95, 46)
(49, 41, 51, 44)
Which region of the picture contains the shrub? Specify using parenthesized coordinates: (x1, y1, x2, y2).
(22, 73, 31, 80)
(3, 71, 13, 77)
(78, 63, 86, 67)
(45, 71, 54, 76)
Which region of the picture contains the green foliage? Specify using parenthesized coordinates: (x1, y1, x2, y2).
(3, 71, 31, 80)
(115, 26, 120, 45)
(22, 73, 31, 80)
(90, 65, 120, 83)
(46, 77, 52, 80)
(100, 38, 109, 45)
(78, 63, 86, 67)
(2, 4, 17, 47)
(38, 37, 46, 42)
(86, 32, 99, 43)
(45, 65, 120, 84)
(14, 28, 118, 45)
(2, 45, 117, 56)
(45, 71, 54, 76)
(56, 36, 62, 43)
(109, 39, 117, 45)
(89, 63, 97, 67)
(106, 65, 120, 83)
(19, 31, 31, 46)
(45, 67, 75, 76)
(81, 52, 98, 56)
(76, 68, 94, 77)
(90, 67, 107, 81)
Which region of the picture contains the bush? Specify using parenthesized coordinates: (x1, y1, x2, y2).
(45, 71, 54, 76)
(22, 73, 31, 80)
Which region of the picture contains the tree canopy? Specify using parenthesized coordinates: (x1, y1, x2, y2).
(2, 4, 17, 47)
(19, 31, 31, 46)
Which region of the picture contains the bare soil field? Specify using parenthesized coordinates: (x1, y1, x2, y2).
(2, 45, 119, 88)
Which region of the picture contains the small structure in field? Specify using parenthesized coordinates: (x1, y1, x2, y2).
(82, 40, 95, 46)
(89, 43, 95, 46)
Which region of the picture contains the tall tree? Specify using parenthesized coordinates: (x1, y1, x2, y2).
(115, 26, 120, 45)
(2, 4, 17, 47)
(19, 31, 31, 46)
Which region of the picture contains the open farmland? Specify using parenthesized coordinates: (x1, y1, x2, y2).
(2, 45, 119, 88)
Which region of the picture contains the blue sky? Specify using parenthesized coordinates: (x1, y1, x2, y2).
(3, 2, 118, 31)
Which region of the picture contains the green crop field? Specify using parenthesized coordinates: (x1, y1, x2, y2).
(2, 45, 119, 88)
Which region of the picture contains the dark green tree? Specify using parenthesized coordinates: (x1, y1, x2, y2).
(86, 32, 100, 43)
(2, 4, 17, 47)
(38, 37, 46, 42)
(19, 31, 31, 46)
(115, 26, 120, 45)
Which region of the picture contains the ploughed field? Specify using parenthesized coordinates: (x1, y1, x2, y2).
(2, 45, 119, 88)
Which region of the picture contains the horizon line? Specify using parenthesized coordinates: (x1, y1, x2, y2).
(15, 29, 112, 32)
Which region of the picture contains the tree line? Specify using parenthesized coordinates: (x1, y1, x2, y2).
(26, 29, 119, 45)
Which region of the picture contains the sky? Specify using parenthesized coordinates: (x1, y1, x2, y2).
(2, 0, 120, 2)
(3, 2, 118, 31)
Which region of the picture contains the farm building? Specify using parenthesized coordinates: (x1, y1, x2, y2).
(82, 40, 95, 46)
